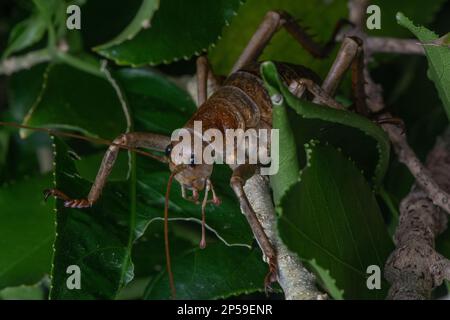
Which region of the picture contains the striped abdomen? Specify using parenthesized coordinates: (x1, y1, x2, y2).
(185, 62, 321, 132)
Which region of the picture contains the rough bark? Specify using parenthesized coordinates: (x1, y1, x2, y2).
(385, 128, 450, 299)
(244, 174, 326, 300)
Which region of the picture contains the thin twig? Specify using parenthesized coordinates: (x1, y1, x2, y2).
(366, 37, 425, 55)
(382, 123, 450, 214)
(0, 49, 51, 76)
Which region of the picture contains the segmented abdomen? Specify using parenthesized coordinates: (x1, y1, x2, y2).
(185, 62, 321, 132)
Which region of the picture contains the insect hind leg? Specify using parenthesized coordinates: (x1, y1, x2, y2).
(231, 10, 352, 73)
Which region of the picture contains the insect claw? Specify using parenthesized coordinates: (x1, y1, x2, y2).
(63, 199, 91, 209)
(264, 257, 278, 296)
(43, 188, 71, 202)
(212, 196, 221, 206)
(43, 189, 52, 201)
(199, 237, 206, 249)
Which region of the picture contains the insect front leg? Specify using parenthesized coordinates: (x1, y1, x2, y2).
(196, 56, 210, 106)
(45, 132, 170, 208)
(289, 36, 371, 114)
(229, 164, 278, 291)
(289, 78, 346, 110)
(320, 36, 370, 115)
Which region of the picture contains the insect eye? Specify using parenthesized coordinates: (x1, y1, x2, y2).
(165, 144, 173, 157)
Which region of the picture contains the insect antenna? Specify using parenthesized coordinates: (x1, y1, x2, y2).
(164, 165, 186, 299)
(199, 180, 211, 249)
(0, 121, 167, 163)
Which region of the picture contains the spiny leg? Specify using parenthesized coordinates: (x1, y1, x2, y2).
(320, 37, 360, 96)
(229, 164, 277, 291)
(45, 132, 171, 208)
(280, 12, 351, 59)
(290, 78, 346, 110)
(196, 56, 209, 106)
(195, 55, 223, 107)
(350, 37, 369, 116)
(301, 35, 372, 116)
(231, 10, 351, 73)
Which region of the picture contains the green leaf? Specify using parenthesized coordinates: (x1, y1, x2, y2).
(49, 139, 136, 299)
(32, 0, 61, 22)
(397, 12, 450, 121)
(266, 84, 300, 205)
(261, 61, 390, 189)
(144, 243, 267, 299)
(7, 64, 48, 122)
(21, 63, 128, 140)
(116, 68, 196, 135)
(0, 175, 55, 289)
(129, 221, 193, 280)
(279, 144, 394, 299)
(95, 0, 160, 50)
(96, 0, 244, 66)
(50, 140, 254, 299)
(2, 15, 47, 58)
(309, 259, 344, 300)
(79, 0, 145, 48)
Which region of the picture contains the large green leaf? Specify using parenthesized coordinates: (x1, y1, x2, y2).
(95, 0, 160, 50)
(96, 0, 244, 66)
(49, 139, 136, 299)
(144, 243, 267, 299)
(209, 0, 445, 76)
(116, 68, 195, 135)
(397, 12, 450, 121)
(79, 0, 144, 48)
(0, 175, 55, 289)
(21, 63, 128, 140)
(279, 144, 394, 299)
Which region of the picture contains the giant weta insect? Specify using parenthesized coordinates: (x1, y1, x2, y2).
(2, 11, 379, 298)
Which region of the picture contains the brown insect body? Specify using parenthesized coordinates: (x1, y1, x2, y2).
(169, 62, 321, 192)
(188, 61, 320, 133)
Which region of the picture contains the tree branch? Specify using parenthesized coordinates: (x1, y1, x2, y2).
(243, 174, 326, 300)
(381, 123, 450, 214)
(385, 128, 450, 299)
